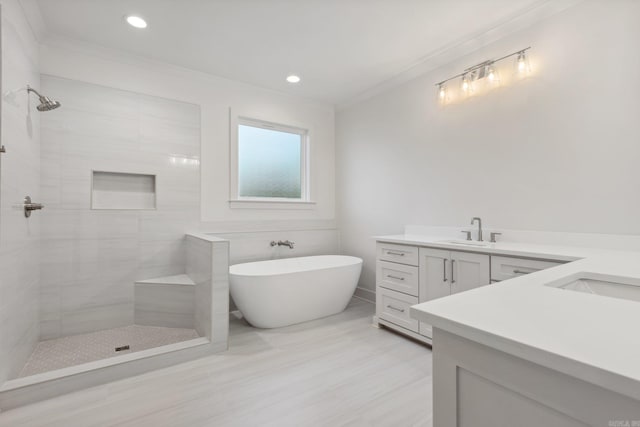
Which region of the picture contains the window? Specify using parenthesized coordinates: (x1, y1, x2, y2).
(230, 116, 311, 208)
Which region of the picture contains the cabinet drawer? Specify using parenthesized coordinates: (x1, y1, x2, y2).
(491, 256, 562, 281)
(377, 288, 419, 332)
(376, 260, 419, 296)
(377, 243, 419, 266)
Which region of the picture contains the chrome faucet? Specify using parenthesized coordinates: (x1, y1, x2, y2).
(270, 240, 295, 249)
(470, 217, 483, 242)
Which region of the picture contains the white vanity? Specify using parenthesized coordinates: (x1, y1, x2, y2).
(375, 229, 640, 425)
(374, 236, 563, 344)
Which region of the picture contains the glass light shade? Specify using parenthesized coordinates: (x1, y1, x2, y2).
(487, 65, 497, 81)
(485, 63, 500, 88)
(515, 51, 531, 75)
(461, 75, 470, 92)
(437, 84, 448, 105)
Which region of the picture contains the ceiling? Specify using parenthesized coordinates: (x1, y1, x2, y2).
(31, 0, 555, 105)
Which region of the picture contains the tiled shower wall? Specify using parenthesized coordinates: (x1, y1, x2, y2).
(39, 76, 201, 340)
(0, 0, 42, 382)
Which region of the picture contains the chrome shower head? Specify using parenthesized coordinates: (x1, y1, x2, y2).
(36, 97, 61, 111)
(27, 85, 61, 112)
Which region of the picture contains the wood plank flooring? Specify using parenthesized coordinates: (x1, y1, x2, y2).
(0, 299, 433, 427)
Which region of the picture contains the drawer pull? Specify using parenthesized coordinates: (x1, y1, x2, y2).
(513, 269, 531, 275)
(386, 251, 405, 256)
(386, 305, 405, 313)
(387, 275, 405, 281)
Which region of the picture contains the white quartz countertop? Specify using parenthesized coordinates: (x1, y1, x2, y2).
(374, 234, 610, 261)
(375, 234, 640, 401)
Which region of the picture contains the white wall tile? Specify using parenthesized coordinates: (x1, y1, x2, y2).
(39, 76, 201, 340)
(0, 0, 41, 382)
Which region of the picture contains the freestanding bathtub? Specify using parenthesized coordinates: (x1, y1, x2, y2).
(229, 255, 363, 328)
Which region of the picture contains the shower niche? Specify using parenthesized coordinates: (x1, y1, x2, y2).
(91, 171, 157, 210)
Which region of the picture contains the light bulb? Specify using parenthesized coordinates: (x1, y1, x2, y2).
(487, 66, 496, 81)
(461, 75, 469, 92)
(125, 16, 147, 29)
(516, 51, 529, 74)
(438, 85, 446, 99)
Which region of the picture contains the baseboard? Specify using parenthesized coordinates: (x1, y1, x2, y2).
(353, 286, 375, 303)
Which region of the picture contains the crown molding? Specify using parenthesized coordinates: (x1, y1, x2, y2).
(336, 0, 584, 111)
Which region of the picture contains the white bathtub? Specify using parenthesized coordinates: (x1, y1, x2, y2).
(229, 255, 363, 328)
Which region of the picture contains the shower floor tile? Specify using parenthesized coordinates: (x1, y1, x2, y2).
(19, 325, 199, 378)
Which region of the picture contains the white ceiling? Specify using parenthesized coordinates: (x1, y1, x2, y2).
(31, 0, 557, 105)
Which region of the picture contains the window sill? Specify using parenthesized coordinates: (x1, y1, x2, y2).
(229, 199, 316, 210)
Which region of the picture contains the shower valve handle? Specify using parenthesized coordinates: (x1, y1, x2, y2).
(24, 196, 44, 218)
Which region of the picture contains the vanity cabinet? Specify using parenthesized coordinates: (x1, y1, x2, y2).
(375, 239, 565, 345)
(375, 242, 490, 343)
(417, 248, 490, 339)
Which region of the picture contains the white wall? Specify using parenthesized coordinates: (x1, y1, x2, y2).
(336, 0, 640, 297)
(0, 0, 41, 381)
(39, 39, 336, 228)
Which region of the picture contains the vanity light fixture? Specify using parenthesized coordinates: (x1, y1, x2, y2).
(125, 15, 147, 29)
(435, 46, 531, 105)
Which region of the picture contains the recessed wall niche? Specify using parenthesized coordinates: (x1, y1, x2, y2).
(91, 171, 157, 210)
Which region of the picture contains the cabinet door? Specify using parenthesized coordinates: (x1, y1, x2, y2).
(419, 247, 451, 302)
(450, 251, 490, 295)
(418, 247, 450, 339)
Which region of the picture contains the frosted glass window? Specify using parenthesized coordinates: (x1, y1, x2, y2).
(238, 123, 305, 199)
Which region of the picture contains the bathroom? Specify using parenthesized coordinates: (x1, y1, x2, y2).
(0, 0, 639, 425)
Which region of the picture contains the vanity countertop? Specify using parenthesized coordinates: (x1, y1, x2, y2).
(375, 234, 640, 401)
(374, 233, 615, 262)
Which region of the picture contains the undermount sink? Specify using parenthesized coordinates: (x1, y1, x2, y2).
(438, 239, 491, 248)
(547, 273, 640, 303)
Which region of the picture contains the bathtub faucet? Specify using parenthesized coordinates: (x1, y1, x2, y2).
(270, 240, 295, 249)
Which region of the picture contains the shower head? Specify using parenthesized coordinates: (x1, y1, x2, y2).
(27, 85, 61, 112)
(36, 97, 61, 112)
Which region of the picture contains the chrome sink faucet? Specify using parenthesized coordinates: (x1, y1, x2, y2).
(471, 217, 483, 242)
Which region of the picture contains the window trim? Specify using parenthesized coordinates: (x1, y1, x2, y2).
(229, 113, 314, 209)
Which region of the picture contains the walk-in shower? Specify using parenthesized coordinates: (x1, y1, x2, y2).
(0, 76, 228, 410)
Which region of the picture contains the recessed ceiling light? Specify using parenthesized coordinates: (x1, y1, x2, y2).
(125, 15, 147, 29)
(286, 75, 301, 84)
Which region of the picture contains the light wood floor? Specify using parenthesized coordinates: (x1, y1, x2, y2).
(0, 299, 433, 427)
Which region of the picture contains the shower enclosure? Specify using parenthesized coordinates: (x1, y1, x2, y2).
(0, 38, 228, 408)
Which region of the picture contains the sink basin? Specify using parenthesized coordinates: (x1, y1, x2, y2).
(547, 273, 640, 303)
(438, 239, 491, 248)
